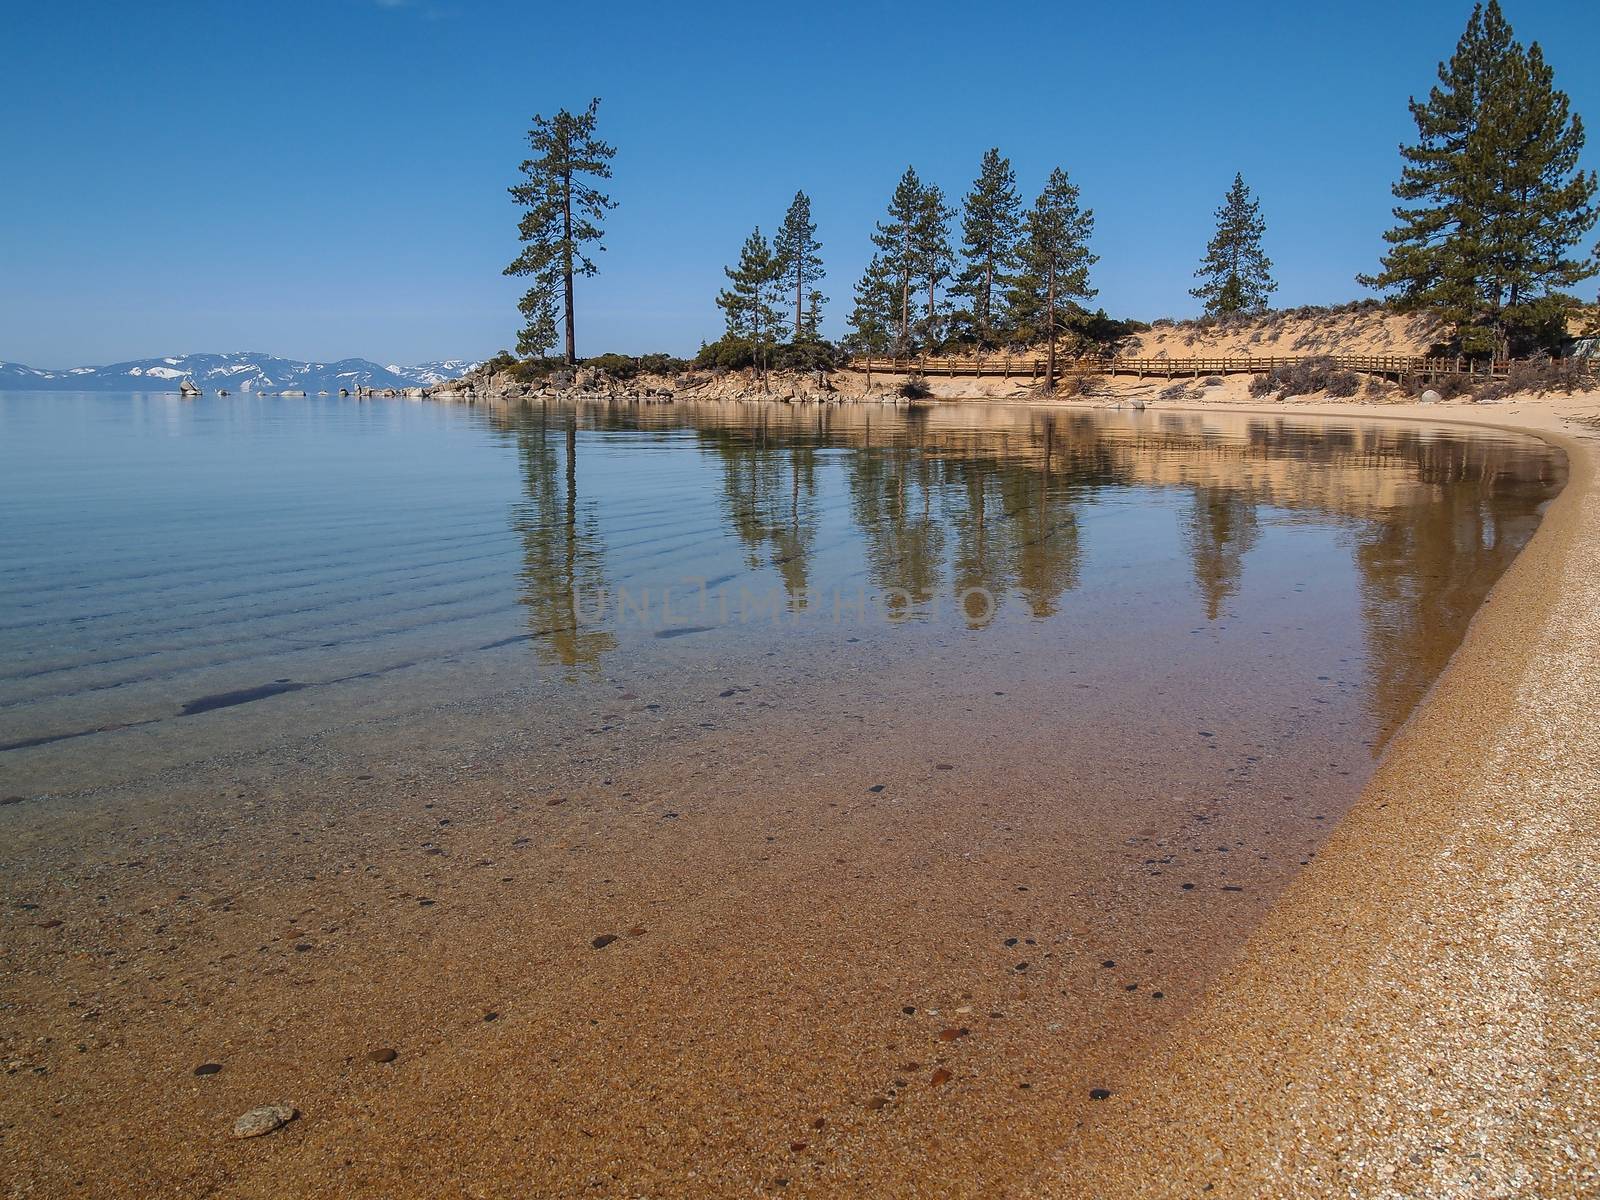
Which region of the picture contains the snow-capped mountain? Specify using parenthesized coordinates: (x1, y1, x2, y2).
(0, 352, 480, 392)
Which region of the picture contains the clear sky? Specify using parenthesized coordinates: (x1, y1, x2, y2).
(3, 0, 1595, 367)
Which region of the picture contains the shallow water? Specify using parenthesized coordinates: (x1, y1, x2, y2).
(0, 392, 1568, 1196)
(0, 392, 1564, 796)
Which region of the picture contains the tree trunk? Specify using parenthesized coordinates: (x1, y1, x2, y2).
(1044, 260, 1057, 394)
(900, 268, 910, 359)
(795, 261, 803, 342)
(562, 170, 577, 366)
(982, 260, 993, 348)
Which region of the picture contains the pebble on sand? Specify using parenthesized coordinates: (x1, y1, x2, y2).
(1089, 1088, 1112, 1101)
(591, 933, 619, 949)
(193, 1063, 223, 1076)
(367, 1048, 398, 1064)
(231, 1104, 297, 1139)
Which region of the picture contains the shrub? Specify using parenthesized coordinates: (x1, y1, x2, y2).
(1063, 308, 1149, 345)
(503, 356, 565, 383)
(1324, 370, 1361, 398)
(1159, 381, 1192, 400)
(583, 352, 640, 380)
(695, 336, 758, 371)
(1054, 368, 1103, 397)
(1202, 376, 1224, 387)
(636, 352, 691, 376)
(1252, 356, 1361, 398)
(693, 337, 841, 373)
(580, 351, 692, 381)
(1504, 357, 1592, 394)
(899, 375, 932, 400)
(771, 340, 844, 371)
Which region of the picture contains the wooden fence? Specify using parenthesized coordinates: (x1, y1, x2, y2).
(849, 353, 1513, 382)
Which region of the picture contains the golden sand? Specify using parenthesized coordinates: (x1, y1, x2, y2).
(1045, 391, 1600, 1197)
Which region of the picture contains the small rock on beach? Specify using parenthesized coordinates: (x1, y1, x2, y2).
(231, 1104, 297, 1139)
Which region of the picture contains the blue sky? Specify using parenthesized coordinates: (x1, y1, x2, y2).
(2, 0, 1595, 366)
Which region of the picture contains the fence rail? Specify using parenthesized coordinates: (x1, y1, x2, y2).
(848, 353, 1514, 381)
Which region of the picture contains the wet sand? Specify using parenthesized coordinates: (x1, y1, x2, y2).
(1046, 393, 1600, 1197)
(0, 395, 1590, 1197)
(0, 626, 1365, 1198)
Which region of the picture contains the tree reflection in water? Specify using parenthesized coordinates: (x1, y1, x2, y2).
(487, 399, 1561, 746)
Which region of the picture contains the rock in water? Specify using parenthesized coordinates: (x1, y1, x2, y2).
(231, 1104, 297, 1139)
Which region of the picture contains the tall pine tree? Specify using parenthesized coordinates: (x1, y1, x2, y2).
(505, 98, 617, 364)
(1009, 168, 1097, 392)
(952, 149, 1023, 348)
(914, 183, 956, 351)
(774, 191, 826, 342)
(872, 168, 927, 357)
(1359, 1, 1597, 355)
(1191, 174, 1276, 316)
(716, 228, 783, 380)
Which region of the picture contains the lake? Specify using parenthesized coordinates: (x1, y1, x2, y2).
(0, 391, 1567, 1195)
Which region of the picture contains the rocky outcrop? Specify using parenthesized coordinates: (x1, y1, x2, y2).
(429, 363, 914, 407)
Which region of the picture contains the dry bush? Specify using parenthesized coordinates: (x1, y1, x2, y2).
(1467, 359, 1591, 403)
(1250, 356, 1361, 398)
(1504, 358, 1592, 394)
(1054, 367, 1104, 397)
(899, 374, 933, 400)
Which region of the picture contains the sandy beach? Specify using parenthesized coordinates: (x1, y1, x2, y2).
(1043, 388, 1600, 1196)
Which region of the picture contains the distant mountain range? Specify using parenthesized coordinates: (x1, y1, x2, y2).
(0, 352, 479, 392)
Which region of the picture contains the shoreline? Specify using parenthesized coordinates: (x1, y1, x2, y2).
(1040, 393, 1600, 1195)
(1, 391, 1592, 1194)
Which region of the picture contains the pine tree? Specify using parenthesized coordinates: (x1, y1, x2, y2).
(716, 228, 782, 381)
(758, 248, 790, 364)
(1359, 1, 1597, 355)
(951, 149, 1023, 348)
(505, 98, 617, 364)
(802, 288, 827, 342)
(717, 228, 774, 337)
(1191, 174, 1276, 316)
(774, 191, 825, 342)
(1009, 168, 1097, 392)
(915, 183, 956, 351)
(872, 167, 926, 357)
(844, 255, 896, 387)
